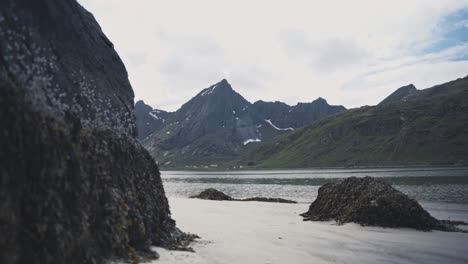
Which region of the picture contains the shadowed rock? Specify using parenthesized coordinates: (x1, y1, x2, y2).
(301, 177, 458, 231)
(0, 0, 196, 263)
(190, 188, 297, 203)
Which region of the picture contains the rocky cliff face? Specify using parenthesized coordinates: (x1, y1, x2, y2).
(0, 0, 191, 263)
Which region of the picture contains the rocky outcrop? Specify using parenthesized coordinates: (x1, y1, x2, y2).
(301, 177, 456, 231)
(0, 87, 195, 263)
(190, 188, 234, 201)
(0, 0, 193, 263)
(190, 189, 297, 203)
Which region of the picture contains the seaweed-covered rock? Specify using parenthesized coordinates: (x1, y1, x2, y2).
(0, 0, 195, 263)
(301, 177, 451, 231)
(190, 189, 297, 203)
(190, 188, 234, 201)
(0, 88, 196, 263)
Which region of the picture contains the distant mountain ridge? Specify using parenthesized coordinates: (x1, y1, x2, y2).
(137, 79, 346, 167)
(254, 97, 346, 128)
(245, 76, 468, 168)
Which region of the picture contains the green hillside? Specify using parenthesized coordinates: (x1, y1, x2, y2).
(245, 76, 468, 168)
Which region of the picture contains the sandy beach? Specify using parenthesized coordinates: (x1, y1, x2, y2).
(153, 198, 468, 264)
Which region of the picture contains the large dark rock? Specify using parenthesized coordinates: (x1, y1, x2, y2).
(0, 0, 194, 263)
(301, 177, 454, 231)
(0, 88, 195, 263)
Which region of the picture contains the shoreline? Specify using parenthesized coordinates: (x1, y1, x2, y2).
(160, 165, 468, 172)
(152, 197, 468, 264)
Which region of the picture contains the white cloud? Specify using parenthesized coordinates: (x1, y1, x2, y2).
(78, 0, 468, 111)
(279, 30, 368, 72)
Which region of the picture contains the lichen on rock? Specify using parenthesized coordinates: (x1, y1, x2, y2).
(0, 0, 195, 263)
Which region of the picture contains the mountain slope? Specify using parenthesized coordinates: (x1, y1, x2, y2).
(379, 84, 417, 105)
(143, 79, 264, 166)
(246, 76, 468, 168)
(141, 79, 345, 167)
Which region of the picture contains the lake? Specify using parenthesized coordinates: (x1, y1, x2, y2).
(161, 167, 468, 204)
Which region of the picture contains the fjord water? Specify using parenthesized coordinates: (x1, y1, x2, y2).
(161, 167, 468, 204)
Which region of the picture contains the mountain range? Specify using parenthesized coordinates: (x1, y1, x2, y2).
(137, 76, 468, 169)
(136, 79, 345, 167)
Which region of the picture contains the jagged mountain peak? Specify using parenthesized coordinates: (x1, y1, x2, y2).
(313, 97, 327, 104)
(197, 79, 234, 97)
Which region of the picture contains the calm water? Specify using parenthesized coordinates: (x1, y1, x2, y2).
(161, 167, 468, 204)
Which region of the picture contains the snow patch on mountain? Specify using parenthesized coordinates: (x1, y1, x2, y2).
(243, 138, 262, 145)
(265, 119, 294, 131)
(201, 84, 219, 96)
(149, 112, 161, 120)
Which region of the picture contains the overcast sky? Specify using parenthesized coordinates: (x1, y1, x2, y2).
(79, 0, 468, 111)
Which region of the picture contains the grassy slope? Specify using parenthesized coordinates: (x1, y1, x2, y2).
(246, 77, 468, 168)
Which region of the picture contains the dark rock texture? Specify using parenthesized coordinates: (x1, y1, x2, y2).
(0, 0, 136, 136)
(190, 189, 297, 203)
(0, 0, 193, 263)
(0, 87, 194, 263)
(190, 188, 234, 201)
(301, 177, 454, 231)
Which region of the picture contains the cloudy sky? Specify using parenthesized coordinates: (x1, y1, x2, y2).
(79, 0, 468, 111)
